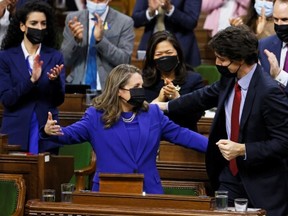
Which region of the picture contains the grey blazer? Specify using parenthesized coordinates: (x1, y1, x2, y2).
(61, 8, 135, 88)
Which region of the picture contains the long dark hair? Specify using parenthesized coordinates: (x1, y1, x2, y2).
(94, 64, 149, 128)
(243, 0, 258, 34)
(142, 31, 187, 87)
(1, 0, 58, 50)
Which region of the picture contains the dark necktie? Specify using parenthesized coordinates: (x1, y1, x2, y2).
(85, 25, 97, 89)
(229, 82, 241, 176)
(284, 48, 288, 72)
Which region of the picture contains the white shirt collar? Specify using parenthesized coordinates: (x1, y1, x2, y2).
(21, 40, 41, 59)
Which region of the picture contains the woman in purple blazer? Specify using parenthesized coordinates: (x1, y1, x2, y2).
(0, 0, 65, 154)
(43, 64, 208, 194)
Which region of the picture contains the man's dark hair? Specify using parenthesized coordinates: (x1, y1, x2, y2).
(208, 25, 258, 65)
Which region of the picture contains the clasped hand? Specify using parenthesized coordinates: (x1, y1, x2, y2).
(216, 139, 245, 161)
(148, 0, 172, 14)
(44, 112, 63, 136)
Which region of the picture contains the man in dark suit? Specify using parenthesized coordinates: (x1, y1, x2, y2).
(154, 25, 288, 215)
(258, 0, 288, 94)
(132, 0, 201, 68)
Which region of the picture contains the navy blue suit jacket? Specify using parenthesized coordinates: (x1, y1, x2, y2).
(132, 0, 201, 67)
(258, 35, 282, 74)
(259, 34, 288, 95)
(50, 105, 208, 194)
(168, 65, 288, 215)
(0, 45, 65, 152)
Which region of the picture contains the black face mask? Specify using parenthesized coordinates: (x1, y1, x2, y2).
(122, 87, 146, 107)
(216, 62, 237, 78)
(155, 55, 179, 72)
(274, 24, 288, 43)
(26, 27, 47, 44)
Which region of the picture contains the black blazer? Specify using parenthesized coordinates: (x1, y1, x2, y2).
(144, 71, 204, 132)
(168, 64, 288, 215)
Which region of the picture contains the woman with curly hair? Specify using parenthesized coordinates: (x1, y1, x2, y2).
(0, 0, 65, 154)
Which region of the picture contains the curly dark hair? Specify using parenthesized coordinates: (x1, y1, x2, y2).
(1, 0, 59, 50)
(208, 25, 258, 65)
(142, 31, 187, 88)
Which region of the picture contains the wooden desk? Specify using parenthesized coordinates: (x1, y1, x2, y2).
(157, 141, 207, 181)
(0, 153, 74, 201)
(25, 192, 266, 216)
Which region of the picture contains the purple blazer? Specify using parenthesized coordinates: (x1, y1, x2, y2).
(51, 105, 208, 194)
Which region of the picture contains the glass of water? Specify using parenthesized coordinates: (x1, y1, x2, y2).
(61, 183, 75, 202)
(215, 190, 228, 210)
(42, 189, 55, 202)
(234, 198, 248, 212)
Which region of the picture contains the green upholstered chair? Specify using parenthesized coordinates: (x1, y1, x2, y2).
(194, 64, 221, 85)
(0, 174, 26, 216)
(162, 180, 206, 196)
(59, 142, 96, 191)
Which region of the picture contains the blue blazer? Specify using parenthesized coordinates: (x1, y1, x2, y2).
(52, 105, 208, 194)
(0, 45, 65, 152)
(168, 65, 288, 215)
(258, 35, 282, 74)
(132, 0, 202, 67)
(258, 35, 288, 94)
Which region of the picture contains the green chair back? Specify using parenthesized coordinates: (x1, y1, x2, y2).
(194, 64, 220, 85)
(162, 181, 206, 197)
(0, 180, 20, 215)
(163, 187, 199, 196)
(59, 142, 92, 188)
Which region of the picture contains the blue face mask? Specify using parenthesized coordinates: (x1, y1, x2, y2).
(254, 0, 273, 17)
(86, 1, 108, 16)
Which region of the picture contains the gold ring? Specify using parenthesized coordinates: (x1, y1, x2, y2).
(169, 94, 172, 98)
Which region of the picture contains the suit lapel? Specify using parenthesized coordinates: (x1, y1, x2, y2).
(239, 67, 259, 141)
(112, 120, 135, 162)
(214, 78, 235, 121)
(40, 46, 53, 72)
(135, 111, 150, 162)
(11, 46, 30, 80)
(271, 36, 282, 62)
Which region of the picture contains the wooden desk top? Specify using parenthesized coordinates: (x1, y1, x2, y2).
(25, 197, 266, 216)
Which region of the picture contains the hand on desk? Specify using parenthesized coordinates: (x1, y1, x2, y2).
(44, 112, 63, 136)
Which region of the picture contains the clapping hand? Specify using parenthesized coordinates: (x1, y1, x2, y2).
(264, 49, 281, 78)
(47, 64, 64, 81)
(68, 16, 84, 42)
(30, 54, 43, 83)
(256, 7, 267, 36)
(44, 112, 63, 136)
